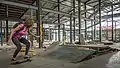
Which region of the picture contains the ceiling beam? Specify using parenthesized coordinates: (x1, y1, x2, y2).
(0, 0, 73, 17)
(0, 0, 98, 21)
(42, 0, 67, 19)
(87, 0, 98, 5)
(0, 16, 21, 21)
(88, 1, 120, 18)
(102, 13, 120, 19)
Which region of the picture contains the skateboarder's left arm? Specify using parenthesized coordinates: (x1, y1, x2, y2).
(28, 29, 40, 38)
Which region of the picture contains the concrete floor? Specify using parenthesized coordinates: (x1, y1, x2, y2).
(77, 52, 116, 68)
(0, 49, 116, 68)
(0, 42, 120, 68)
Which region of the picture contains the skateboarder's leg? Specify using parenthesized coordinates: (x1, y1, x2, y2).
(19, 37, 30, 58)
(12, 37, 22, 61)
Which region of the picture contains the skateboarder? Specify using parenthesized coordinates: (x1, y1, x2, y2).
(8, 17, 39, 62)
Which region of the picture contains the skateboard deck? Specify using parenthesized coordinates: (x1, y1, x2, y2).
(11, 58, 32, 65)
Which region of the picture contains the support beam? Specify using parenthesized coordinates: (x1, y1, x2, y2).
(58, 0, 60, 41)
(3, 28, 5, 38)
(91, 20, 93, 40)
(44, 28, 84, 31)
(115, 22, 116, 41)
(73, 0, 75, 42)
(6, 5, 8, 42)
(78, 0, 81, 44)
(0, 21, 3, 46)
(93, 7, 96, 40)
(42, 0, 72, 19)
(99, 0, 102, 42)
(104, 6, 119, 13)
(75, 8, 95, 14)
(70, 14, 72, 43)
(111, 2, 114, 41)
(55, 31, 57, 41)
(19, 0, 36, 18)
(63, 24, 65, 44)
(88, 1, 120, 18)
(0, 16, 21, 21)
(36, 0, 42, 48)
(42, 0, 65, 19)
(85, 0, 91, 3)
(0, 0, 71, 17)
(52, 9, 74, 24)
(0, 0, 83, 18)
(1, 0, 120, 18)
(84, 2, 87, 40)
(102, 13, 120, 19)
(107, 18, 108, 40)
(49, 28, 52, 40)
(42, 0, 72, 8)
(87, 0, 98, 4)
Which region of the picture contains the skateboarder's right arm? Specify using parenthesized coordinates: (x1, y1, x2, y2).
(8, 25, 23, 44)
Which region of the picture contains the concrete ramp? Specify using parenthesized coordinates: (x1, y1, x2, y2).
(43, 46, 95, 63)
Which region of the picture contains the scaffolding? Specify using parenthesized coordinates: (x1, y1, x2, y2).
(0, 0, 120, 46)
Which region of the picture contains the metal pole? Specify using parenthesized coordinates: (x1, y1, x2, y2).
(107, 19, 108, 40)
(0, 21, 3, 46)
(64, 25, 66, 41)
(55, 30, 57, 41)
(6, 5, 8, 42)
(58, 0, 60, 41)
(111, 2, 114, 41)
(50, 28, 52, 40)
(36, 0, 42, 48)
(115, 22, 116, 41)
(78, 0, 81, 44)
(4, 28, 5, 38)
(94, 10, 96, 40)
(42, 28, 45, 43)
(55, 31, 57, 41)
(49, 28, 50, 40)
(99, 0, 102, 42)
(84, 2, 87, 40)
(73, 0, 75, 42)
(70, 14, 72, 43)
(63, 24, 65, 45)
(91, 20, 93, 40)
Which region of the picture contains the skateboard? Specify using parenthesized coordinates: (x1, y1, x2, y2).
(11, 58, 32, 65)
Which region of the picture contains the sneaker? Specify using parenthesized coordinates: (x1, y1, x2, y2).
(24, 55, 30, 59)
(11, 58, 16, 61)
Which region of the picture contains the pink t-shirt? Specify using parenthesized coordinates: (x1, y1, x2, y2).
(13, 24, 28, 38)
